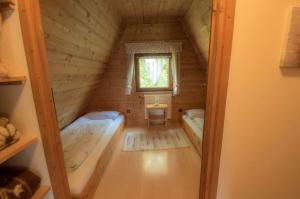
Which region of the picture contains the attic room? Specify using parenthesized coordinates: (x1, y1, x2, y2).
(1, 0, 300, 199)
(41, 0, 210, 198)
(42, 0, 210, 128)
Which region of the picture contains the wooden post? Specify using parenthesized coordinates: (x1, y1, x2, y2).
(200, 0, 236, 198)
(17, 0, 71, 198)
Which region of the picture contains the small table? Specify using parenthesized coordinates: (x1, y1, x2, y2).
(146, 104, 168, 127)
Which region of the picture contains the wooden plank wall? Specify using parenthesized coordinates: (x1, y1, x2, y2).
(114, 0, 194, 24)
(182, 0, 212, 62)
(87, 23, 207, 124)
(39, 0, 122, 129)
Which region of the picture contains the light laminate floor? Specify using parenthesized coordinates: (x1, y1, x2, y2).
(93, 124, 201, 199)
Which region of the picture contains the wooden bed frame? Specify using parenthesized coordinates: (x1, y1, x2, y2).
(72, 120, 125, 199)
(181, 117, 202, 157)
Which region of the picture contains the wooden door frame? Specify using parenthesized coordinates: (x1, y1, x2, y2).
(200, 0, 236, 199)
(16, 0, 236, 198)
(17, 0, 71, 198)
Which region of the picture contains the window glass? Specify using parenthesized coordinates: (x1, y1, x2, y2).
(135, 54, 172, 92)
(138, 57, 169, 88)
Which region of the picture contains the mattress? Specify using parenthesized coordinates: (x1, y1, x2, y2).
(67, 115, 124, 195)
(61, 117, 113, 172)
(182, 115, 204, 139)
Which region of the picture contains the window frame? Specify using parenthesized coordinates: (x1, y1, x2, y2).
(135, 53, 173, 92)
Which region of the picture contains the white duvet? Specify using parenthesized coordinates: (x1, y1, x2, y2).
(193, 117, 204, 130)
(185, 109, 205, 119)
(61, 117, 113, 172)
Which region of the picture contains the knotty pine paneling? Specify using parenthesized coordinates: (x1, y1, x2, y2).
(40, 0, 122, 129)
(114, 0, 194, 24)
(87, 23, 207, 124)
(182, 0, 212, 62)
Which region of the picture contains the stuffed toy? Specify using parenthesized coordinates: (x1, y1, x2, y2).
(0, 117, 20, 150)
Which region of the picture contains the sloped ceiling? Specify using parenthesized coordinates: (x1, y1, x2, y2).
(182, 0, 212, 62)
(114, 0, 194, 23)
(40, 0, 211, 128)
(113, 0, 212, 62)
(40, 0, 122, 128)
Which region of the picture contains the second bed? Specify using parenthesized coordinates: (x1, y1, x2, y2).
(182, 109, 204, 156)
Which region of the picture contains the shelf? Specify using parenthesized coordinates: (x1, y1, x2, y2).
(148, 114, 165, 120)
(0, 76, 26, 85)
(0, 134, 38, 164)
(146, 103, 168, 109)
(0, 0, 15, 11)
(32, 186, 50, 199)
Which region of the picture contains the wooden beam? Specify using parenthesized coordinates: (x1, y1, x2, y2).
(32, 186, 51, 199)
(200, 0, 236, 198)
(17, 0, 71, 198)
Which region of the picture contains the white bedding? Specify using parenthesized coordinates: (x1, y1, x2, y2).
(185, 109, 205, 119)
(61, 117, 113, 172)
(66, 115, 124, 195)
(193, 117, 204, 130)
(182, 115, 204, 139)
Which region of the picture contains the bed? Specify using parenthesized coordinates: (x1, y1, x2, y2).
(181, 109, 204, 156)
(61, 112, 125, 199)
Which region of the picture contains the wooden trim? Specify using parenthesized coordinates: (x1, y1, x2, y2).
(17, 0, 71, 198)
(0, 76, 26, 85)
(200, 0, 236, 199)
(0, 134, 37, 164)
(32, 186, 51, 199)
(135, 53, 173, 92)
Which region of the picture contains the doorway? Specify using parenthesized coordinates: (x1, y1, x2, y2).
(16, 0, 236, 198)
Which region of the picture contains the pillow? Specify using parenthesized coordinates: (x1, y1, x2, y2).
(185, 109, 205, 119)
(83, 111, 120, 120)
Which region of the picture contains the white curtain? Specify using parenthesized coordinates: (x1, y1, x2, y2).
(125, 42, 182, 96)
(125, 54, 134, 95)
(171, 52, 180, 96)
(143, 57, 164, 86)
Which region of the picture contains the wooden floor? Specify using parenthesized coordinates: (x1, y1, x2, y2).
(93, 124, 201, 199)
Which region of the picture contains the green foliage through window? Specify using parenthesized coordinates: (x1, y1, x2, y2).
(138, 57, 170, 89)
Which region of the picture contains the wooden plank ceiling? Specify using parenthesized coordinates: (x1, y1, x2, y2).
(114, 0, 194, 23)
(40, 0, 122, 129)
(183, 0, 212, 62)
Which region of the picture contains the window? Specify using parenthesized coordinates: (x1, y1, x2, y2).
(135, 54, 173, 92)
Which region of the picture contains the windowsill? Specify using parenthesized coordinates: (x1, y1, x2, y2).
(136, 90, 173, 95)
